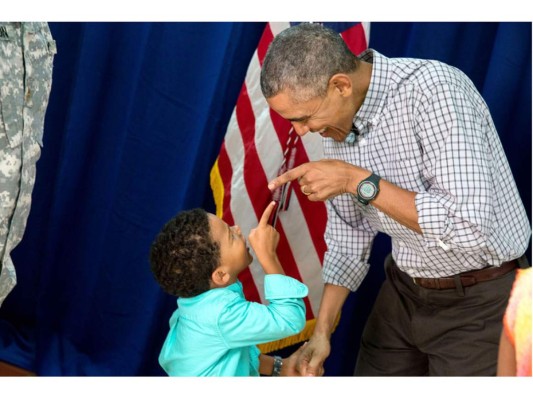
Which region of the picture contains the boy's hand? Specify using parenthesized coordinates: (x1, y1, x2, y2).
(248, 201, 284, 275)
(281, 342, 308, 376)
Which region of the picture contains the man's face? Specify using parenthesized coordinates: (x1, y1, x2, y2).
(208, 214, 252, 279)
(266, 87, 354, 142)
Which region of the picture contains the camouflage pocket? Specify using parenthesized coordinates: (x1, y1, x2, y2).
(23, 28, 56, 147)
(0, 35, 24, 149)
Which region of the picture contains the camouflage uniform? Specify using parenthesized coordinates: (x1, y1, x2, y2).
(0, 22, 56, 307)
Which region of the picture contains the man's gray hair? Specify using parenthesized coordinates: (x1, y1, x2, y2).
(260, 23, 358, 103)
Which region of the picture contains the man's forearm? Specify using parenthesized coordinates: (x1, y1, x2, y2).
(371, 179, 422, 234)
(347, 166, 422, 235)
(313, 283, 351, 338)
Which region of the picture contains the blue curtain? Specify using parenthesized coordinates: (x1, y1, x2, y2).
(0, 22, 530, 376)
(0, 22, 266, 376)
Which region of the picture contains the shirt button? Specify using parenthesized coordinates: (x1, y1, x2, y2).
(438, 239, 450, 251)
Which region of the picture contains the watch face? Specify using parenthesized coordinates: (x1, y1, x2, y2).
(359, 182, 377, 199)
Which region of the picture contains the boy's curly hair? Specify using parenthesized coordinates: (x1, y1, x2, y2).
(150, 209, 220, 298)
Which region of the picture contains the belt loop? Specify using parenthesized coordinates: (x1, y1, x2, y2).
(454, 275, 465, 297)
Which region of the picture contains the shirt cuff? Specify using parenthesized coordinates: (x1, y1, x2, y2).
(264, 274, 308, 300)
(322, 250, 370, 292)
(415, 191, 455, 250)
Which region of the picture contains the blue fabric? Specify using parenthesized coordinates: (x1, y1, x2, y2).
(0, 22, 530, 376)
(0, 22, 266, 376)
(159, 276, 307, 376)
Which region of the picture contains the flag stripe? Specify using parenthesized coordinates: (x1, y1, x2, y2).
(235, 86, 268, 215)
(222, 107, 265, 302)
(268, 106, 328, 264)
(341, 23, 368, 55)
(235, 84, 308, 301)
(256, 23, 274, 67)
(272, 222, 314, 320)
(245, 41, 326, 315)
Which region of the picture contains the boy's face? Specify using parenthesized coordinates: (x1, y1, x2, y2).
(208, 214, 252, 279)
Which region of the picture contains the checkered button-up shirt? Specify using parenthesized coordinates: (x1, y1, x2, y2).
(322, 49, 531, 291)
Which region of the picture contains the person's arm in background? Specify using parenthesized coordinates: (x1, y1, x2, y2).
(497, 268, 532, 376)
(497, 329, 516, 376)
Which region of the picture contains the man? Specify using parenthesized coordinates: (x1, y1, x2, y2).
(0, 22, 56, 307)
(261, 23, 531, 376)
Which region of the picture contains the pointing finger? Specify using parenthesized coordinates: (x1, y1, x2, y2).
(258, 201, 277, 226)
(268, 164, 308, 191)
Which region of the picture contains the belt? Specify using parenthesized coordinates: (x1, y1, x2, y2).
(412, 259, 518, 290)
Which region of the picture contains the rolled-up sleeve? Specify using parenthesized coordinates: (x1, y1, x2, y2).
(322, 194, 377, 291)
(415, 83, 495, 253)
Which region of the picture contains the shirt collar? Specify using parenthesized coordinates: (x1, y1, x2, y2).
(177, 280, 243, 306)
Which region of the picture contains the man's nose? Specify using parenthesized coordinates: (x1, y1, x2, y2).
(292, 122, 309, 136)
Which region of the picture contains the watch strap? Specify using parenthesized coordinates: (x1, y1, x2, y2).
(271, 355, 283, 376)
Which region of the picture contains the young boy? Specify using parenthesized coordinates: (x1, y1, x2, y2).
(150, 201, 308, 376)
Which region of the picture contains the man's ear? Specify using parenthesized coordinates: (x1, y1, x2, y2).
(329, 73, 352, 97)
(211, 267, 230, 287)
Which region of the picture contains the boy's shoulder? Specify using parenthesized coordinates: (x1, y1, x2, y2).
(177, 281, 245, 318)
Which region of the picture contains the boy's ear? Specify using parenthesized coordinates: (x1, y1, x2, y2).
(211, 267, 230, 286)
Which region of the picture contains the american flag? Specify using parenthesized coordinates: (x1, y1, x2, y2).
(210, 22, 370, 352)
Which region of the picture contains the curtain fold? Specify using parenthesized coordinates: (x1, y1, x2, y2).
(0, 22, 530, 376)
(0, 21, 266, 376)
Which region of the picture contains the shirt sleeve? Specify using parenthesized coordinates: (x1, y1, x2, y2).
(216, 275, 308, 349)
(414, 82, 498, 254)
(322, 194, 377, 291)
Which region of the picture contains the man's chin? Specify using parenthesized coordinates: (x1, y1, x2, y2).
(317, 128, 347, 142)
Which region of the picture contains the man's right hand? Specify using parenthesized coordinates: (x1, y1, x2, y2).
(297, 332, 331, 376)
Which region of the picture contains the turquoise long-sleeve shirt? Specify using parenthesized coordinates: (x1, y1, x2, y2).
(159, 274, 308, 376)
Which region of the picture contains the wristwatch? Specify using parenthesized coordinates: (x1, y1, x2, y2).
(356, 172, 381, 205)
